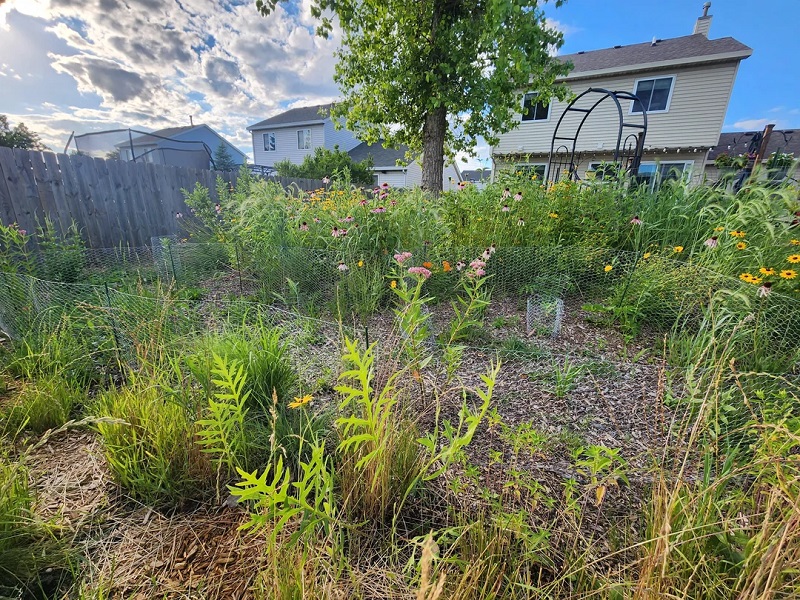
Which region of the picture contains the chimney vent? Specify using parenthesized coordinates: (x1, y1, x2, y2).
(694, 2, 713, 37)
(651, 36, 657, 46)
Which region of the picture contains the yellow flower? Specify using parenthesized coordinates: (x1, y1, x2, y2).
(739, 273, 755, 283)
(604, 264, 613, 272)
(749, 276, 762, 285)
(358, 260, 364, 267)
(642, 252, 652, 259)
(548, 212, 559, 218)
(673, 246, 684, 253)
(759, 267, 776, 276)
(730, 230, 746, 238)
(714, 226, 725, 232)
(788, 255, 800, 264)
(390, 280, 397, 289)
(791, 239, 800, 246)
(288, 394, 313, 409)
(780, 269, 798, 280)
(736, 242, 747, 250)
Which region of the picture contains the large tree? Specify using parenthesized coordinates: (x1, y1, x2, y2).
(0, 115, 47, 151)
(213, 142, 238, 172)
(256, 0, 571, 192)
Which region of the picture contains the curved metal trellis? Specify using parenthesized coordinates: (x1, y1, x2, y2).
(547, 88, 648, 184)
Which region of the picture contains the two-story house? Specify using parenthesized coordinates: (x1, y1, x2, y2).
(491, 4, 752, 189)
(247, 103, 462, 189)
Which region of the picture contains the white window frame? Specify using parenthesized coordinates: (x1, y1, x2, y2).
(520, 92, 551, 123)
(297, 129, 312, 150)
(636, 160, 693, 190)
(629, 75, 676, 115)
(263, 132, 276, 152)
(513, 162, 548, 179)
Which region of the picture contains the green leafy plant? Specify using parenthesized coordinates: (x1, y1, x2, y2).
(573, 445, 629, 506)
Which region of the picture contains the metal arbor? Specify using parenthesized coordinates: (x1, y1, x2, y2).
(546, 88, 648, 184)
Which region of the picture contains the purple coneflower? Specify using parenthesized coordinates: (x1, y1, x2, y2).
(704, 236, 718, 248)
(337, 262, 348, 272)
(456, 261, 465, 271)
(371, 206, 387, 213)
(758, 282, 772, 298)
(514, 192, 523, 201)
(332, 227, 341, 237)
(502, 188, 511, 199)
(630, 216, 642, 225)
(502, 205, 510, 212)
(299, 222, 309, 231)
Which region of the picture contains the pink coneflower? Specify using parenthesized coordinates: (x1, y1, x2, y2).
(704, 236, 718, 248)
(470, 259, 486, 270)
(630, 216, 642, 225)
(299, 221, 309, 231)
(313, 217, 321, 223)
(501, 204, 510, 212)
(390, 200, 397, 206)
(341, 216, 354, 222)
(372, 187, 380, 195)
(214, 203, 222, 214)
(175, 212, 183, 219)
(337, 262, 348, 271)
(456, 261, 465, 271)
(758, 282, 772, 298)
(517, 218, 525, 227)
(341, 228, 348, 237)
(381, 182, 389, 189)
(394, 251, 413, 264)
(322, 176, 330, 184)
(371, 206, 386, 213)
(332, 227, 341, 237)
(513, 192, 523, 201)
(489, 244, 496, 255)
(408, 266, 432, 279)
(502, 188, 511, 199)
(359, 199, 368, 206)
(379, 191, 388, 200)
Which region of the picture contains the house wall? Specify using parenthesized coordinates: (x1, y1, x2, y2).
(251, 124, 325, 167)
(374, 169, 408, 188)
(405, 161, 461, 191)
(493, 61, 741, 156)
(323, 119, 361, 152)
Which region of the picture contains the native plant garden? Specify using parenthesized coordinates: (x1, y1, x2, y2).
(1, 165, 800, 598)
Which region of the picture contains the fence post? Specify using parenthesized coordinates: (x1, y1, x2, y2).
(104, 282, 122, 368)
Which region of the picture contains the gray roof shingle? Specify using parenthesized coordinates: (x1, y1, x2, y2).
(708, 130, 799, 162)
(559, 34, 751, 75)
(349, 141, 411, 168)
(247, 103, 334, 130)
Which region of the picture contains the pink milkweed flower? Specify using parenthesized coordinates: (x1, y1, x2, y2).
(394, 251, 413, 264)
(471, 259, 486, 270)
(337, 262, 348, 271)
(18, 229, 27, 236)
(299, 222, 309, 231)
(704, 236, 718, 248)
(502, 188, 511, 199)
(371, 206, 386, 213)
(514, 192, 523, 201)
(630, 216, 642, 225)
(408, 266, 432, 279)
(456, 261, 465, 271)
(473, 268, 486, 277)
(501, 205, 510, 212)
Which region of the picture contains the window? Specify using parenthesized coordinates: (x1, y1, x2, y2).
(631, 76, 675, 114)
(521, 92, 550, 122)
(297, 129, 311, 150)
(635, 161, 692, 190)
(514, 163, 547, 180)
(263, 132, 276, 152)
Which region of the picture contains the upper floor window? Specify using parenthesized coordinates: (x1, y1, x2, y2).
(297, 129, 312, 150)
(263, 132, 276, 152)
(521, 92, 550, 122)
(631, 76, 675, 114)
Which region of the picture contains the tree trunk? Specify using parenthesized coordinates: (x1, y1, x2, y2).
(421, 106, 447, 194)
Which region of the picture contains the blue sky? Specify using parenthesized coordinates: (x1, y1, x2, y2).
(0, 0, 797, 168)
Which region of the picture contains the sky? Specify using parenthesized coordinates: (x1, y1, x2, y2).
(0, 0, 798, 169)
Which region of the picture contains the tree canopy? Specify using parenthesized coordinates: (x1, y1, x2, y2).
(274, 146, 375, 186)
(213, 142, 238, 172)
(255, 0, 572, 192)
(0, 115, 47, 151)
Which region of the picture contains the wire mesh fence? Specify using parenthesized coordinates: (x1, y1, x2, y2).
(2, 242, 800, 373)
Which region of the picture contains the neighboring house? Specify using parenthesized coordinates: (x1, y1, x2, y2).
(248, 103, 461, 189)
(491, 4, 752, 189)
(246, 103, 361, 169)
(705, 129, 798, 182)
(460, 168, 491, 189)
(117, 124, 246, 170)
(348, 141, 462, 191)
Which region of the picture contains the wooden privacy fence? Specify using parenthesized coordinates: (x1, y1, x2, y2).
(0, 147, 325, 248)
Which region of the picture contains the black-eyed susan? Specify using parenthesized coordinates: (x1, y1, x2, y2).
(714, 226, 725, 232)
(740, 272, 755, 283)
(288, 394, 313, 409)
(730, 230, 746, 238)
(604, 264, 613, 272)
(787, 254, 800, 264)
(390, 280, 397, 289)
(780, 269, 798, 280)
(760, 267, 776, 276)
(736, 241, 747, 250)
(791, 239, 800, 246)
(673, 246, 684, 253)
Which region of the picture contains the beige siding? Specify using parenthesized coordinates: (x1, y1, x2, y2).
(494, 62, 740, 156)
(251, 124, 325, 167)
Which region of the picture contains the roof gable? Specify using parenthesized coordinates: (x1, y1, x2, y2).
(558, 34, 752, 77)
(247, 103, 334, 130)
